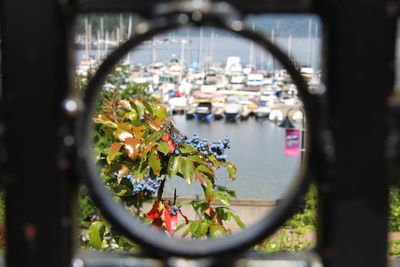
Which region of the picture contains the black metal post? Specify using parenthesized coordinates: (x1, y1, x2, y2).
(317, 0, 396, 266)
(1, 0, 76, 266)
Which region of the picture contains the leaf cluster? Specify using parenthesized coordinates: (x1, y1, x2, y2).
(83, 81, 242, 247)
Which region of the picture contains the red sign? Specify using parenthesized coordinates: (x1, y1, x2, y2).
(285, 129, 301, 157)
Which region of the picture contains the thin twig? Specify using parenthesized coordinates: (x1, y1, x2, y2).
(157, 178, 166, 201)
(173, 189, 178, 205)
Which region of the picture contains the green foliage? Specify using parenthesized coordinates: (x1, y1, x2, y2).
(283, 184, 317, 230)
(388, 240, 400, 258)
(77, 65, 241, 249)
(389, 187, 400, 232)
(88, 221, 107, 249)
(255, 185, 317, 253)
(92, 94, 241, 238)
(254, 228, 314, 253)
(78, 190, 97, 228)
(0, 191, 5, 225)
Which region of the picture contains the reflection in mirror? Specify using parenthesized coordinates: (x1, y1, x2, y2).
(75, 14, 320, 251)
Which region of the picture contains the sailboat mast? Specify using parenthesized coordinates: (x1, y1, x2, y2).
(127, 16, 133, 64)
(187, 27, 192, 65)
(271, 29, 275, 74)
(288, 34, 292, 59)
(151, 37, 157, 64)
(97, 30, 101, 61)
(198, 27, 203, 69)
(210, 30, 215, 68)
(128, 16, 132, 37)
(105, 31, 109, 56)
(84, 18, 89, 60)
(88, 22, 92, 61)
(100, 17, 104, 58)
(313, 22, 319, 71)
(260, 40, 264, 70)
(180, 40, 185, 66)
(249, 23, 255, 66)
(307, 18, 312, 67)
(119, 14, 124, 41)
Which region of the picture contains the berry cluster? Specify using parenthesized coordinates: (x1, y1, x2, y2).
(171, 133, 184, 144)
(170, 205, 179, 216)
(90, 215, 100, 221)
(185, 134, 231, 161)
(209, 139, 230, 160)
(125, 174, 162, 196)
(185, 134, 209, 155)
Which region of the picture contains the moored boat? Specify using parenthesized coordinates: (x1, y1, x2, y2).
(194, 102, 213, 121)
(254, 106, 272, 119)
(268, 109, 284, 122)
(224, 102, 242, 121)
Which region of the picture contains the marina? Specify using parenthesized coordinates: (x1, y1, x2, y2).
(76, 26, 320, 200)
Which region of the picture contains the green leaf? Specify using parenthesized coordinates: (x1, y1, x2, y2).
(116, 189, 129, 196)
(215, 207, 228, 221)
(113, 129, 134, 141)
(157, 142, 170, 155)
(88, 221, 106, 249)
(189, 221, 200, 236)
(176, 200, 192, 208)
(93, 114, 117, 128)
(117, 165, 129, 183)
(225, 161, 237, 180)
(179, 144, 196, 154)
(209, 224, 225, 238)
(219, 194, 230, 206)
(205, 185, 215, 203)
(119, 100, 132, 110)
(107, 142, 123, 164)
(182, 227, 191, 238)
(198, 221, 210, 237)
(133, 100, 146, 117)
(215, 185, 237, 198)
(188, 155, 208, 165)
(154, 104, 168, 120)
(232, 214, 245, 229)
(147, 118, 163, 131)
(208, 154, 220, 168)
(181, 159, 194, 184)
(194, 169, 208, 186)
(125, 110, 137, 120)
(148, 153, 162, 176)
(133, 161, 147, 181)
(204, 179, 215, 202)
(196, 164, 214, 176)
(175, 223, 187, 233)
(168, 155, 182, 178)
(145, 131, 164, 144)
(190, 200, 209, 212)
(141, 141, 157, 159)
(124, 137, 141, 160)
(143, 101, 154, 116)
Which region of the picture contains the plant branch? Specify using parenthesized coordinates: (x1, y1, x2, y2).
(157, 178, 166, 201)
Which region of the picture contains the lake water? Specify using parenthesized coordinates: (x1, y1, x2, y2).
(162, 115, 302, 200)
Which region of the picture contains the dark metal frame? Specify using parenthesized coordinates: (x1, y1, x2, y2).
(76, 4, 320, 258)
(0, 0, 396, 266)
